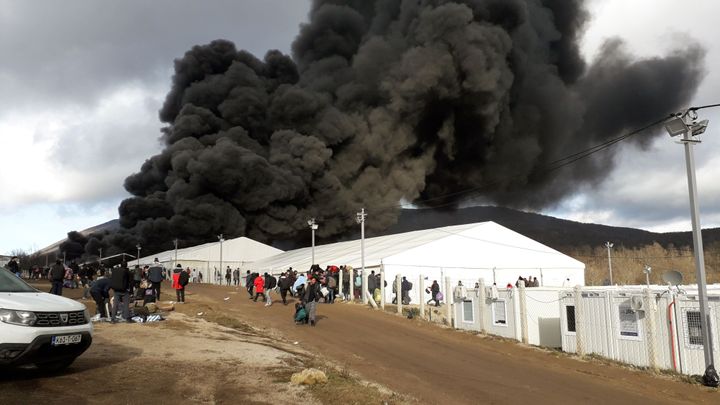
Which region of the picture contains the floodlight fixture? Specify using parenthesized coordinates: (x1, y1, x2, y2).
(664, 115, 689, 137)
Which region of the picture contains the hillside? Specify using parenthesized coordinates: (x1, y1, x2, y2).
(38, 206, 713, 257)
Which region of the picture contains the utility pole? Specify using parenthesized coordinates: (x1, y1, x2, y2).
(356, 208, 367, 304)
(643, 265, 652, 288)
(135, 244, 141, 267)
(605, 241, 614, 285)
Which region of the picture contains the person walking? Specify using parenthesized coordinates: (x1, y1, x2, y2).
(263, 272, 276, 306)
(303, 276, 322, 326)
(110, 263, 132, 322)
(253, 273, 265, 302)
(246, 270, 255, 298)
(147, 258, 165, 301)
(49, 259, 65, 296)
(278, 271, 292, 305)
(429, 280, 441, 307)
(225, 266, 232, 286)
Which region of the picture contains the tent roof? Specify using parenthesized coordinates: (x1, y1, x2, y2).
(138, 236, 283, 266)
(249, 221, 584, 273)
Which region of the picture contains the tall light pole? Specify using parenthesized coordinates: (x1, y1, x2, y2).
(356, 208, 367, 304)
(173, 238, 179, 270)
(664, 110, 716, 385)
(135, 244, 141, 268)
(307, 219, 318, 266)
(643, 264, 651, 288)
(218, 234, 224, 284)
(605, 241, 614, 285)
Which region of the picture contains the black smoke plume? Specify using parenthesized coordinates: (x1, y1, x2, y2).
(101, 0, 705, 255)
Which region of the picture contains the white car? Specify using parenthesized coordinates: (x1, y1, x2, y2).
(0, 269, 93, 372)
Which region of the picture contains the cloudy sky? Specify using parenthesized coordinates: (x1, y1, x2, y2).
(1, 0, 719, 255)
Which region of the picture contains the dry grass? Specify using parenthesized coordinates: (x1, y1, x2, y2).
(566, 242, 720, 286)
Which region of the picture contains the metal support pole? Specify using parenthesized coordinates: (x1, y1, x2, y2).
(349, 267, 354, 303)
(339, 268, 344, 301)
(380, 267, 385, 310)
(478, 278, 487, 333)
(574, 285, 584, 356)
(445, 276, 452, 328)
(396, 274, 402, 315)
(682, 129, 715, 374)
(357, 208, 367, 304)
(419, 274, 425, 320)
(519, 280, 528, 344)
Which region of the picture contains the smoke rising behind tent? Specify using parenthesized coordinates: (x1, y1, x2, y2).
(101, 0, 704, 254)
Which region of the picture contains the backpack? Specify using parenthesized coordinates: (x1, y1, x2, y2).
(268, 276, 277, 289)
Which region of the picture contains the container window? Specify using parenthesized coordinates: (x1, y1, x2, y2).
(492, 300, 506, 325)
(566, 305, 576, 333)
(686, 311, 703, 346)
(462, 300, 474, 323)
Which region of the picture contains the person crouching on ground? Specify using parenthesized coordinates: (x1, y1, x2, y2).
(90, 273, 111, 320)
(253, 273, 265, 302)
(303, 276, 322, 326)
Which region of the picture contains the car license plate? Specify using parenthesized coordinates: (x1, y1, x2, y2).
(51, 334, 82, 346)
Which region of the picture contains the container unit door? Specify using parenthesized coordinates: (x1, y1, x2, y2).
(560, 295, 577, 353)
(579, 291, 611, 358)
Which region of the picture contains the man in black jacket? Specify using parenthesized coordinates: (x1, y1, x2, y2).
(147, 258, 165, 301)
(49, 259, 65, 296)
(90, 274, 112, 319)
(110, 263, 132, 322)
(6, 256, 20, 277)
(278, 271, 292, 305)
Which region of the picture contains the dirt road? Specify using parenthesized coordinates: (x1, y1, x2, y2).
(2, 281, 717, 404)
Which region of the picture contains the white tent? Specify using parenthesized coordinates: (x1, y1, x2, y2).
(250, 221, 585, 303)
(137, 236, 283, 282)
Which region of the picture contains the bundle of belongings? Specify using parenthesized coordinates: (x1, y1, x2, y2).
(294, 302, 308, 324)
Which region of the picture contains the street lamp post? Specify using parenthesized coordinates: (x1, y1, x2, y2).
(136, 244, 141, 267)
(605, 241, 614, 285)
(218, 234, 224, 285)
(307, 219, 318, 266)
(356, 208, 367, 304)
(173, 239, 179, 270)
(643, 265, 651, 288)
(664, 110, 717, 385)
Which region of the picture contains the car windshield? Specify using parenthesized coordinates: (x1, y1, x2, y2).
(0, 269, 37, 292)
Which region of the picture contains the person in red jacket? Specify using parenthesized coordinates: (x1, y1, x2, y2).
(172, 264, 184, 303)
(253, 273, 265, 302)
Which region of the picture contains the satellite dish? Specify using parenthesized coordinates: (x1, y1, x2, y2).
(663, 270, 683, 286)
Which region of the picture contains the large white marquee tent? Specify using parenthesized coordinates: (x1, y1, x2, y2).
(250, 221, 585, 303)
(137, 236, 283, 281)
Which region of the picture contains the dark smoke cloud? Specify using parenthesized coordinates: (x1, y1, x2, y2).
(105, 0, 704, 254)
